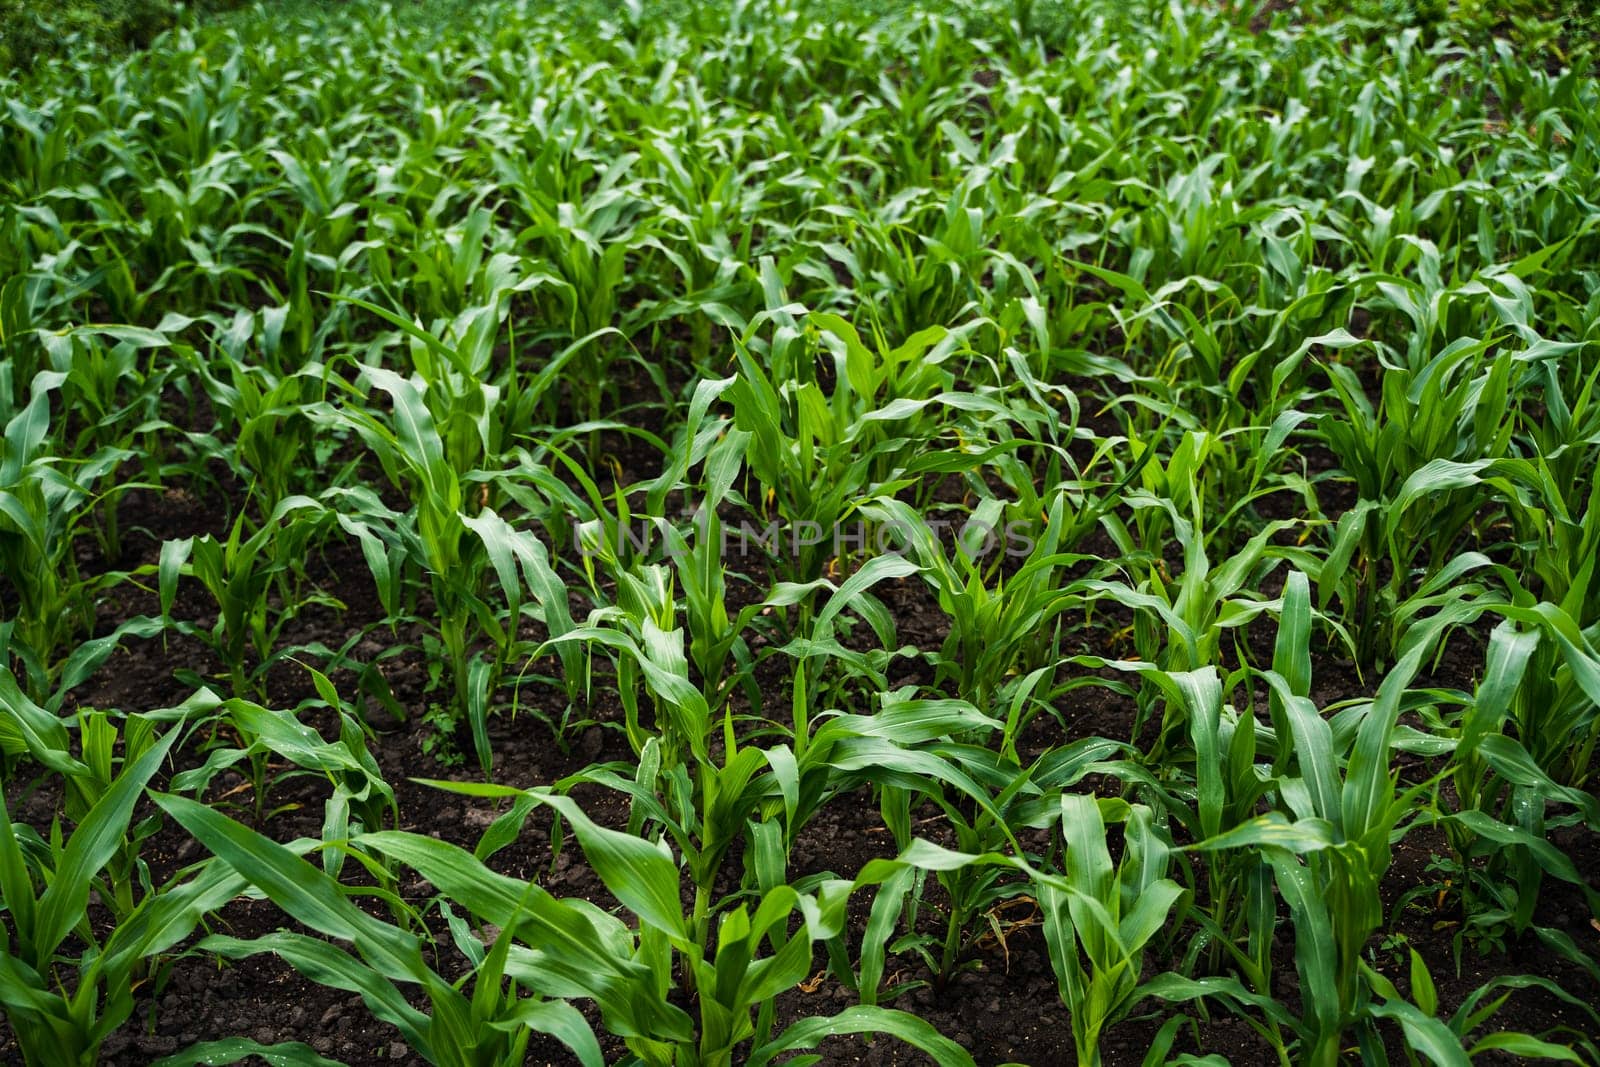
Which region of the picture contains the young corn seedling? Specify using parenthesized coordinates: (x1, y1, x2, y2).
(1415, 456, 1600, 784)
(846, 822, 1255, 1067)
(1314, 324, 1520, 666)
(160, 495, 333, 700)
(1085, 486, 1298, 746)
(1502, 450, 1600, 631)
(164, 784, 974, 1067)
(0, 370, 134, 693)
(494, 145, 651, 427)
(36, 325, 175, 562)
(541, 553, 923, 955)
(844, 180, 1017, 344)
(1436, 612, 1600, 963)
(878, 752, 1034, 987)
(843, 701, 1130, 991)
(534, 556, 767, 949)
(861, 493, 1097, 712)
(835, 751, 1037, 1012)
(170, 677, 399, 853)
(0, 673, 205, 922)
(633, 140, 761, 370)
(625, 374, 765, 711)
(0, 852, 245, 1067)
(1361, 946, 1599, 1064)
(1497, 605, 1600, 792)
(0, 725, 179, 1066)
(1097, 661, 1282, 1004)
(725, 270, 996, 584)
(319, 366, 549, 770)
(152, 792, 618, 1067)
(1192, 635, 1440, 1066)
(330, 290, 620, 479)
(1039, 794, 1190, 1067)
(495, 789, 981, 1067)
(184, 342, 334, 521)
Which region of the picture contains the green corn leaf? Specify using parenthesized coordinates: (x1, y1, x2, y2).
(487, 997, 604, 1067)
(1367, 999, 1470, 1067)
(153, 1039, 351, 1067)
(33, 726, 178, 960)
(197, 932, 429, 1050)
(151, 793, 426, 978)
(1465, 1035, 1586, 1063)
(1191, 813, 1337, 854)
(748, 1006, 978, 1067)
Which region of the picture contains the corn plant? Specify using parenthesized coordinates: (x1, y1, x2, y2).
(159, 495, 332, 699)
(170, 672, 397, 854)
(1361, 952, 1598, 1065)
(0, 725, 178, 1065)
(0, 674, 191, 921)
(861, 493, 1098, 711)
(725, 275, 1006, 584)
(180, 333, 336, 520)
(536, 553, 916, 951)
(153, 792, 613, 1067)
(0, 370, 133, 692)
(1099, 661, 1282, 1003)
(1434, 610, 1600, 962)
(318, 367, 549, 768)
(563, 374, 766, 713)
(1191, 635, 1441, 1065)
(846, 827, 1262, 1067)
(1039, 794, 1188, 1067)
(35, 325, 175, 560)
(1083, 487, 1300, 747)
(1313, 326, 1522, 665)
(493, 144, 651, 426)
(776, 690, 1037, 988)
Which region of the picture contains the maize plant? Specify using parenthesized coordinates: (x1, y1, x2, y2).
(0, 726, 181, 1066)
(0, 371, 134, 692)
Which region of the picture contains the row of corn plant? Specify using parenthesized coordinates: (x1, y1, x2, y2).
(3, 0, 1599, 1062)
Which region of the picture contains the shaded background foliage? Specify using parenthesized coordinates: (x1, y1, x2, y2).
(1309, 0, 1600, 65)
(0, 0, 223, 71)
(3, 0, 1597, 73)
